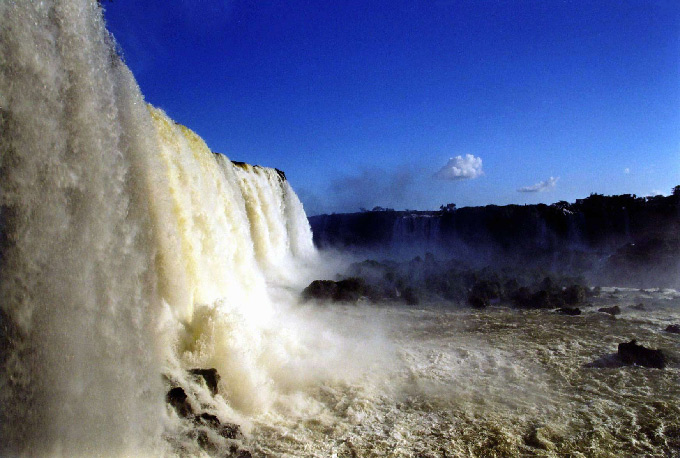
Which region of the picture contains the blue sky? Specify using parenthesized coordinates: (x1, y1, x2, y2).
(103, 1, 680, 215)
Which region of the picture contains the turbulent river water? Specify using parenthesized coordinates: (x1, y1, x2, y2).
(1, 1, 678, 457)
(248, 288, 680, 457)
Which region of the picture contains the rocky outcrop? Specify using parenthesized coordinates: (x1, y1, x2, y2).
(598, 305, 621, 316)
(189, 368, 220, 396)
(665, 324, 680, 334)
(618, 340, 666, 369)
(165, 368, 250, 457)
(167, 387, 192, 418)
(302, 277, 375, 303)
(309, 191, 680, 288)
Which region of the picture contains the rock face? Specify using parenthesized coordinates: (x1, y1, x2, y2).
(665, 324, 680, 334)
(165, 368, 250, 457)
(617, 340, 666, 369)
(598, 305, 621, 316)
(309, 191, 680, 289)
(167, 387, 192, 418)
(189, 368, 220, 396)
(302, 277, 374, 303)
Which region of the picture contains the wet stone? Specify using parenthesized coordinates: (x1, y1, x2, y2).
(598, 305, 621, 316)
(618, 339, 666, 369)
(189, 368, 220, 396)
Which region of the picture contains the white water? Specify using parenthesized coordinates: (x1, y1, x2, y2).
(4, 2, 680, 457)
(0, 1, 320, 455)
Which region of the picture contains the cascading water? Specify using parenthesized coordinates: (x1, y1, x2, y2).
(4, 2, 680, 457)
(0, 1, 317, 455)
(391, 215, 441, 255)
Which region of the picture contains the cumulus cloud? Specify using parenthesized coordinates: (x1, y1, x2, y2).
(434, 154, 484, 180)
(517, 176, 559, 193)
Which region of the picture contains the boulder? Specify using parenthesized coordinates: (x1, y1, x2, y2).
(664, 324, 680, 334)
(467, 292, 489, 309)
(598, 305, 621, 316)
(562, 285, 587, 305)
(528, 290, 553, 309)
(189, 368, 220, 396)
(617, 340, 666, 369)
(166, 387, 193, 418)
(302, 280, 337, 301)
(401, 287, 420, 305)
(302, 277, 373, 303)
(194, 413, 242, 439)
(556, 307, 581, 316)
(334, 277, 368, 302)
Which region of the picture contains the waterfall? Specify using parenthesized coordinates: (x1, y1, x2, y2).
(0, 1, 316, 455)
(391, 214, 441, 255)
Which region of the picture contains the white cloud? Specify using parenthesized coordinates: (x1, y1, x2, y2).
(434, 154, 483, 180)
(517, 176, 559, 193)
(624, 168, 630, 174)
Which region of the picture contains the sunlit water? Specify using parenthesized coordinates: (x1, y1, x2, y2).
(248, 289, 680, 457)
(1, 1, 678, 456)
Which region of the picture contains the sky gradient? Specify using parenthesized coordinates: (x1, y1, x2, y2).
(103, 0, 680, 215)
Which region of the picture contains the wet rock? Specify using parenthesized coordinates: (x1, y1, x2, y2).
(467, 292, 489, 309)
(598, 305, 621, 316)
(194, 413, 242, 439)
(528, 290, 553, 309)
(618, 339, 666, 369)
(302, 277, 374, 303)
(562, 285, 587, 305)
(167, 387, 193, 418)
(556, 307, 581, 316)
(334, 277, 368, 302)
(230, 445, 253, 458)
(189, 368, 220, 396)
(302, 280, 337, 301)
(401, 287, 420, 305)
(664, 324, 680, 334)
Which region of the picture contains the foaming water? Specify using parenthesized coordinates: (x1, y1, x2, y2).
(2, 1, 679, 457)
(0, 0, 327, 454)
(249, 297, 680, 457)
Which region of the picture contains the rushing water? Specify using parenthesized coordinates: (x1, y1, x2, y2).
(250, 289, 680, 457)
(1, 1, 678, 457)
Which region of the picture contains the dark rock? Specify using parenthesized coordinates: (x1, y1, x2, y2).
(302, 277, 373, 303)
(194, 412, 242, 439)
(195, 412, 221, 428)
(528, 290, 553, 309)
(334, 277, 368, 302)
(617, 340, 666, 369)
(230, 445, 253, 458)
(511, 287, 532, 307)
(166, 387, 193, 418)
(467, 292, 489, 309)
(189, 368, 220, 396)
(598, 305, 621, 316)
(665, 324, 680, 334)
(562, 285, 587, 305)
(556, 307, 581, 316)
(219, 422, 242, 440)
(302, 280, 337, 301)
(274, 168, 286, 181)
(401, 287, 420, 305)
